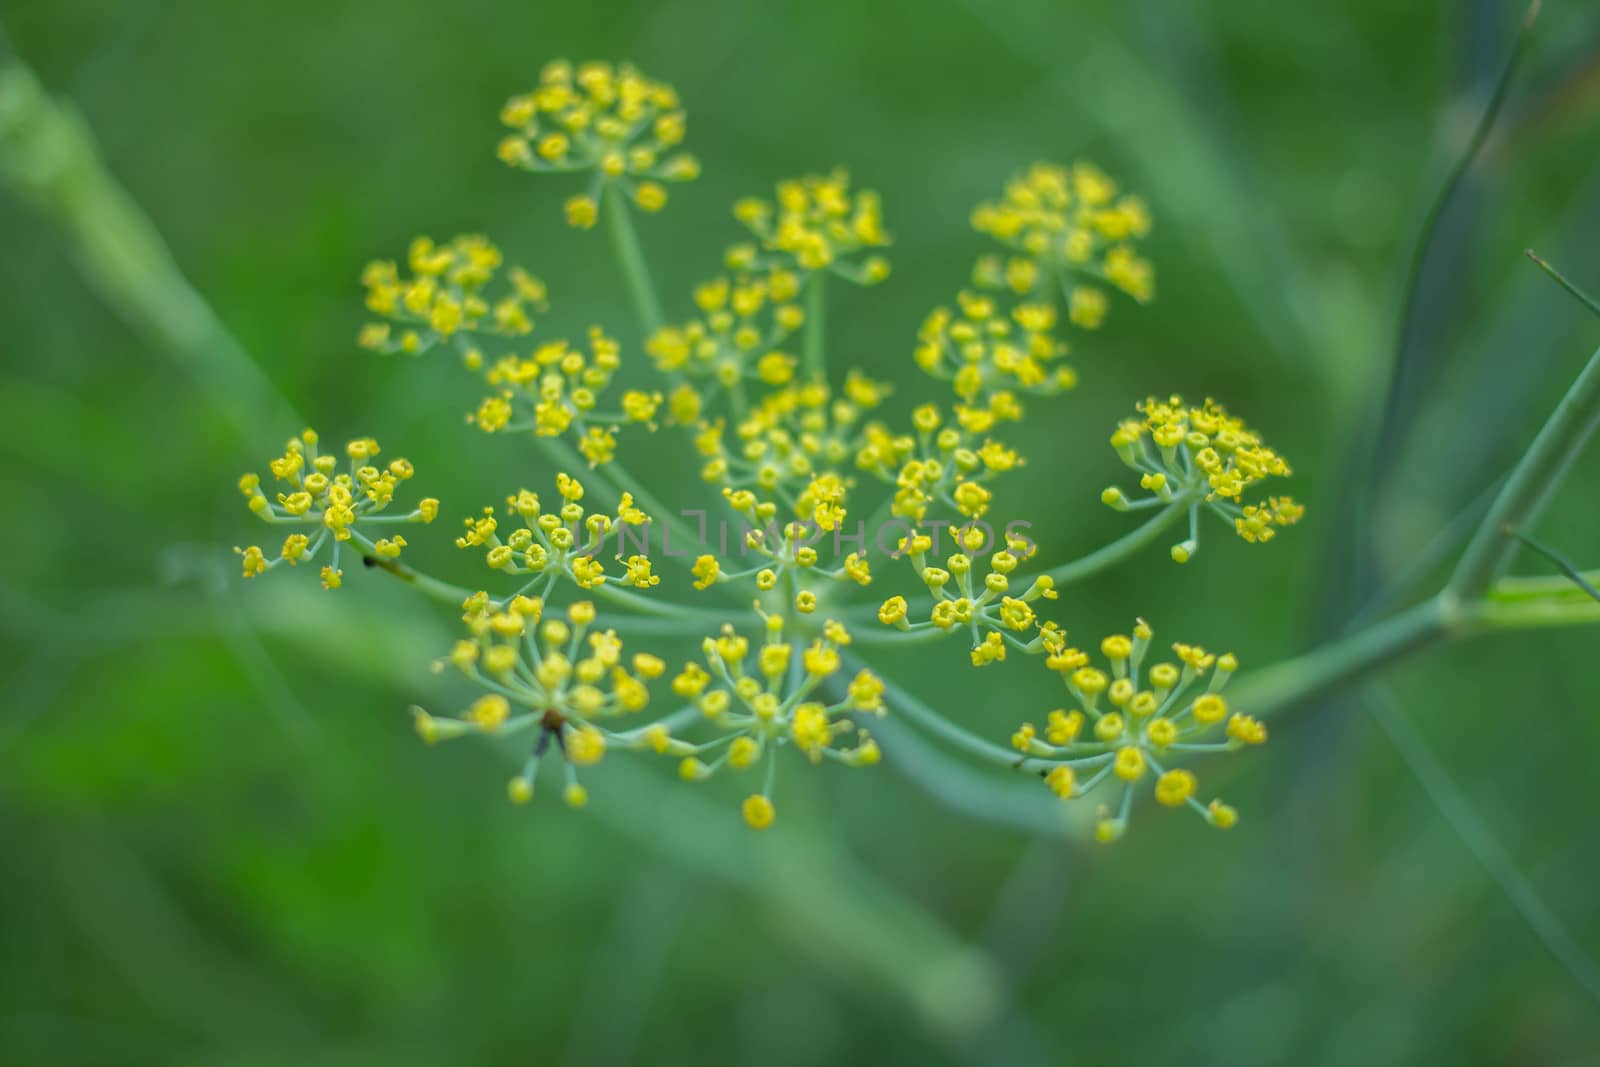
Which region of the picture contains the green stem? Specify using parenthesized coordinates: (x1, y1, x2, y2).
(603, 182, 663, 334)
(804, 270, 827, 383)
(1449, 342, 1600, 599)
(851, 652, 1050, 773)
(1505, 530, 1600, 604)
(1043, 503, 1185, 584)
(1240, 588, 1600, 721)
(1526, 249, 1600, 318)
(354, 550, 478, 607)
(1489, 568, 1600, 602)
(1233, 598, 1454, 719)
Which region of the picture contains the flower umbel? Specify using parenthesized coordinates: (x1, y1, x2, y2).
(235, 429, 438, 590)
(496, 59, 701, 226)
(1104, 394, 1303, 562)
(1014, 620, 1257, 841)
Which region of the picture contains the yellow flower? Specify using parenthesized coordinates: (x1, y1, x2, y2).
(742, 794, 776, 830)
(499, 61, 700, 225)
(1018, 620, 1257, 839)
(1105, 395, 1301, 559)
(733, 169, 890, 277)
(971, 161, 1154, 309)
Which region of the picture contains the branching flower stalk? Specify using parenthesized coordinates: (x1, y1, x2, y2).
(218, 58, 1600, 839)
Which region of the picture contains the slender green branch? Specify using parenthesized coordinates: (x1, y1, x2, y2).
(1232, 598, 1453, 720)
(850, 652, 1050, 774)
(0, 58, 296, 442)
(1489, 568, 1600, 603)
(603, 181, 663, 333)
(804, 270, 827, 382)
(1366, 683, 1600, 1006)
(1449, 341, 1600, 599)
(1470, 594, 1600, 631)
(358, 552, 479, 607)
(1239, 588, 1600, 721)
(1043, 503, 1186, 584)
(1505, 530, 1600, 604)
(1385, 0, 1539, 410)
(1526, 249, 1600, 318)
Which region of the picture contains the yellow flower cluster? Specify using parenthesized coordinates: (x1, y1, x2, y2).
(235, 429, 438, 590)
(1103, 395, 1304, 561)
(670, 613, 884, 829)
(876, 528, 1059, 664)
(970, 161, 1154, 312)
(694, 373, 889, 513)
(496, 60, 701, 227)
(222, 59, 1308, 843)
(357, 235, 547, 356)
(731, 170, 890, 278)
(644, 268, 806, 392)
(854, 402, 1024, 525)
(913, 289, 1072, 411)
(1013, 620, 1261, 841)
(468, 326, 656, 463)
(416, 597, 667, 807)
(455, 472, 656, 592)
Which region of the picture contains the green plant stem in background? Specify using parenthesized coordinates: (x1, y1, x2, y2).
(1449, 341, 1600, 599)
(804, 270, 827, 382)
(851, 652, 1052, 774)
(1506, 530, 1600, 604)
(0, 58, 295, 444)
(1366, 683, 1600, 1006)
(603, 182, 664, 334)
(1526, 250, 1600, 318)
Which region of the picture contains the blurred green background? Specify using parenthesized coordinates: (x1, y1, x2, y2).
(3, 0, 1600, 1063)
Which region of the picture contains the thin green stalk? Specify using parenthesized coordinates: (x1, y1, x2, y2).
(1366, 683, 1600, 1006)
(1044, 503, 1185, 584)
(603, 181, 663, 333)
(0, 58, 296, 443)
(1449, 341, 1600, 599)
(851, 652, 1049, 773)
(1505, 530, 1600, 604)
(804, 270, 827, 382)
(1526, 249, 1600, 318)
(1232, 598, 1454, 720)
(358, 553, 479, 607)
(1489, 568, 1600, 602)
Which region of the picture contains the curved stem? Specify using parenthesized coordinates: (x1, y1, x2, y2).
(603, 182, 663, 334)
(1043, 503, 1185, 584)
(1449, 341, 1600, 599)
(1232, 597, 1453, 720)
(848, 652, 1050, 774)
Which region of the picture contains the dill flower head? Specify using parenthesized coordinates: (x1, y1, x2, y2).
(418, 597, 667, 805)
(496, 59, 700, 225)
(667, 613, 883, 829)
(465, 326, 650, 459)
(456, 472, 655, 591)
(645, 267, 807, 388)
(695, 373, 888, 512)
(913, 289, 1073, 409)
(1014, 620, 1256, 840)
(358, 235, 547, 356)
(235, 429, 437, 589)
(876, 527, 1058, 658)
(1103, 394, 1303, 561)
(971, 161, 1154, 316)
(730, 169, 891, 280)
(855, 402, 1024, 525)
